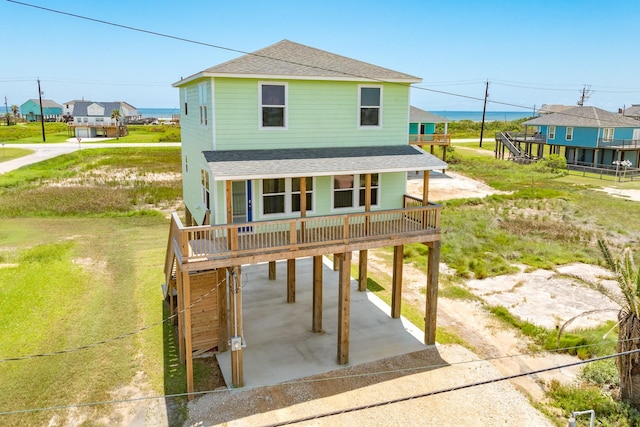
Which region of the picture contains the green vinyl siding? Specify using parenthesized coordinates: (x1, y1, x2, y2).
(214, 78, 410, 150)
(180, 79, 214, 224)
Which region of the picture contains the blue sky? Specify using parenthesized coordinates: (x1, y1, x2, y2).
(2, 0, 640, 113)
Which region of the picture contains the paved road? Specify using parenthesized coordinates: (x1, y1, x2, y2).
(0, 140, 181, 174)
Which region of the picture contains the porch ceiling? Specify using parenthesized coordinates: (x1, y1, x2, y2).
(204, 145, 448, 180)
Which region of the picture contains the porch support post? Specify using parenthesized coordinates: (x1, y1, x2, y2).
(268, 261, 276, 280)
(217, 269, 229, 352)
(425, 241, 441, 345)
(333, 253, 341, 271)
(300, 177, 307, 242)
(177, 267, 185, 364)
(337, 252, 352, 365)
(358, 249, 368, 292)
(225, 180, 233, 224)
(422, 170, 429, 204)
(228, 266, 244, 388)
(287, 259, 296, 303)
(182, 271, 194, 399)
(312, 255, 323, 332)
(391, 245, 403, 318)
(594, 149, 600, 167)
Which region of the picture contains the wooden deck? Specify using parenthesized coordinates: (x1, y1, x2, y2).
(166, 198, 441, 274)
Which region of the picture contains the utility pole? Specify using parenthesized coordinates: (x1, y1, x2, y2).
(4, 96, 9, 126)
(577, 84, 592, 107)
(38, 78, 46, 142)
(479, 80, 489, 147)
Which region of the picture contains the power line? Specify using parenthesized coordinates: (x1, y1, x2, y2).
(0, 275, 226, 363)
(2, 347, 637, 419)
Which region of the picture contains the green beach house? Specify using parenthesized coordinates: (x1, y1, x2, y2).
(167, 40, 446, 392)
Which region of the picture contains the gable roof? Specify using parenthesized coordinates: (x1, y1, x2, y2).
(71, 101, 129, 117)
(623, 105, 640, 118)
(203, 145, 446, 181)
(174, 40, 421, 86)
(21, 99, 63, 109)
(523, 106, 640, 128)
(410, 106, 450, 123)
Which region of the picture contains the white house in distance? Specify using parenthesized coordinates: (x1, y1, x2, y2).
(66, 101, 137, 138)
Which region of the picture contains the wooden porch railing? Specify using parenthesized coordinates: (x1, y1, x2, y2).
(165, 201, 441, 269)
(409, 133, 451, 145)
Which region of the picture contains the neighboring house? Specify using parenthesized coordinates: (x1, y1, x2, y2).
(538, 104, 572, 115)
(166, 40, 447, 394)
(622, 104, 640, 121)
(409, 106, 451, 163)
(19, 99, 63, 122)
(68, 101, 137, 138)
(521, 106, 640, 168)
(409, 106, 450, 136)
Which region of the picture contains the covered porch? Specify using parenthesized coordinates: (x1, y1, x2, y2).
(164, 144, 446, 396)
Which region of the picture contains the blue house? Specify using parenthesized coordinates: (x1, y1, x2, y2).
(408, 106, 451, 164)
(522, 106, 640, 168)
(19, 99, 63, 122)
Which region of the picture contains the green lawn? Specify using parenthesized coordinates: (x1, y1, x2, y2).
(0, 147, 187, 425)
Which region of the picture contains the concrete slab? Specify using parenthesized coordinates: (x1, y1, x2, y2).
(216, 256, 428, 388)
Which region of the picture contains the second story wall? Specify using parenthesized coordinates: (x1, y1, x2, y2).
(213, 78, 411, 150)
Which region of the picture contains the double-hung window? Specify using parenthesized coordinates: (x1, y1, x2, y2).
(603, 127, 614, 142)
(333, 174, 380, 209)
(359, 86, 382, 127)
(262, 177, 313, 215)
(566, 127, 573, 141)
(548, 126, 556, 140)
(198, 83, 207, 125)
(260, 83, 287, 128)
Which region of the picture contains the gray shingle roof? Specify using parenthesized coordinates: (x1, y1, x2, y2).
(204, 145, 446, 180)
(26, 99, 62, 109)
(410, 106, 450, 123)
(178, 40, 421, 84)
(523, 106, 640, 128)
(71, 101, 129, 117)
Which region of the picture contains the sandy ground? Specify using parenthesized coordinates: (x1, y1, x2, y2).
(180, 170, 624, 426)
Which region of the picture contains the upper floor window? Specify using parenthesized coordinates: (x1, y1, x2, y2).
(359, 86, 382, 127)
(566, 127, 573, 141)
(603, 127, 614, 142)
(198, 83, 207, 126)
(333, 173, 380, 209)
(183, 88, 188, 116)
(548, 126, 556, 139)
(260, 83, 287, 128)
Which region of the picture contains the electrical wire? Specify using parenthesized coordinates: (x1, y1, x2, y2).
(1, 347, 638, 419)
(7, 0, 636, 127)
(0, 274, 227, 362)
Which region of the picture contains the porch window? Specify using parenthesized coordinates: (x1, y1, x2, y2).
(260, 83, 287, 128)
(262, 177, 315, 215)
(359, 86, 381, 127)
(548, 126, 555, 139)
(359, 173, 379, 206)
(566, 127, 573, 141)
(603, 127, 614, 142)
(291, 177, 313, 212)
(263, 178, 286, 214)
(333, 174, 380, 209)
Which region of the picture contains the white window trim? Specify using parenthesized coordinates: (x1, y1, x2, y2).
(201, 168, 211, 211)
(198, 83, 208, 126)
(548, 125, 556, 140)
(260, 177, 315, 217)
(603, 127, 614, 142)
(358, 85, 383, 128)
(331, 173, 381, 211)
(259, 81, 288, 130)
(566, 127, 573, 141)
